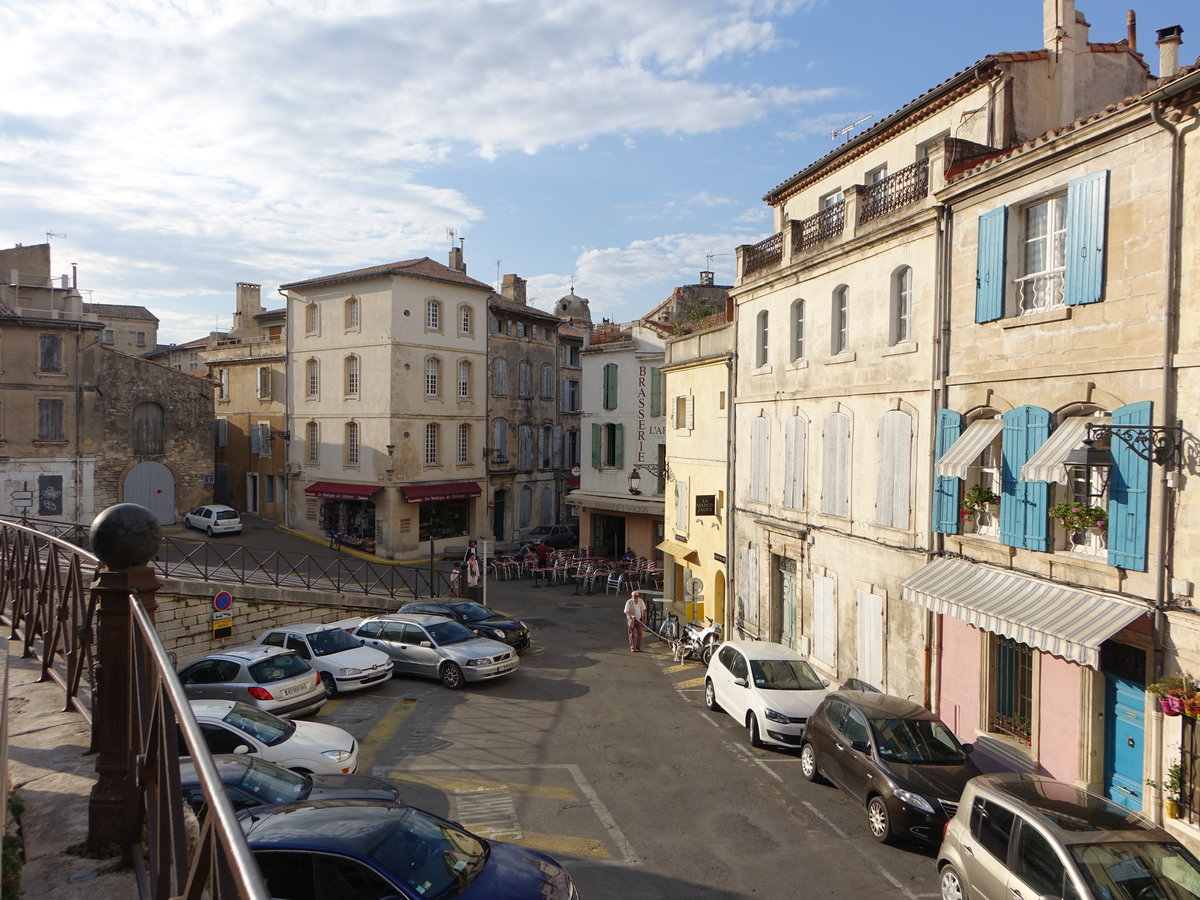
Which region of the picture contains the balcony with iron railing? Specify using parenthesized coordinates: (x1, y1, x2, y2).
(792, 201, 846, 253)
(857, 157, 930, 226)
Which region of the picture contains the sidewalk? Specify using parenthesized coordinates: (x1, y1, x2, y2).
(4, 644, 135, 899)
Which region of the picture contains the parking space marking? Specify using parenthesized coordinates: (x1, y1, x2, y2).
(800, 800, 848, 839)
(493, 831, 612, 858)
(455, 792, 522, 840)
(356, 699, 418, 773)
(674, 676, 705, 690)
(728, 742, 783, 783)
(391, 771, 577, 802)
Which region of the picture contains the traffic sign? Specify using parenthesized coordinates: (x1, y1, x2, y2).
(213, 590, 233, 612)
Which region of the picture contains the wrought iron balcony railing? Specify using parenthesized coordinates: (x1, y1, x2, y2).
(793, 201, 846, 252)
(857, 157, 930, 226)
(743, 231, 783, 276)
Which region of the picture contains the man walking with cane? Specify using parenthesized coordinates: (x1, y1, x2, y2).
(624, 590, 646, 652)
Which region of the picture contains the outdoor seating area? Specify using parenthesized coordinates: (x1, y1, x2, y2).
(462, 548, 663, 595)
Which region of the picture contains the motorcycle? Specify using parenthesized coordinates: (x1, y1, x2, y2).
(673, 618, 723, 665)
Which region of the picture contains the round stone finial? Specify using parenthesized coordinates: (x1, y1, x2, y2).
(89, 503, 162, 569)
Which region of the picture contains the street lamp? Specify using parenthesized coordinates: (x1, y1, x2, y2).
(628, 462, 672, 495)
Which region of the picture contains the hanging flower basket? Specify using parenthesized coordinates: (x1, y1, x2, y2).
(1049, 502, 1107, 533)
(1161, 695, 1185, 716)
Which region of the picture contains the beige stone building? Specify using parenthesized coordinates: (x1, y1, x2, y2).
(84, 303, 159, 357)
(729, 0, 1162, 777)
(280, 249, 492, 559)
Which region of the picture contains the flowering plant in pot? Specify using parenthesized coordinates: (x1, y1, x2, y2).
(960, 485, 999, 520)
(1146, 762, 1184, 818)
(1148, 673, 1199, 716)
(1049, 502, 1107, 534)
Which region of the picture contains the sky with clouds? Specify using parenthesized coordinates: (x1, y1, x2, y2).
(1, 0, 1189, 343)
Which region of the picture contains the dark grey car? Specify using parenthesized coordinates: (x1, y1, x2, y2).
(177, 645, 326, 718)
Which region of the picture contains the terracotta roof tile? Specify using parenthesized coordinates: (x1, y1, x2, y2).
(84, 302, 159, 321)
(280, 257, 493, 293)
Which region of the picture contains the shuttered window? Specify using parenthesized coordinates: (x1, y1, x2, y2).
(39, 334, 63, 373)
(675, 479, 689, 532)
(132, 402, 164, 454)
(493, 418, 508, 462)
(37, 399, 65, 441)
(541, 364, 554, 399)
(932, 409, 964, 534)
(1106, 401, 1151, 571)
(493, 358, 508, 396)
(519, 487, 532, 527)
(216, 417, 229, 450)
(875, 410, 912, 529)
(519, 361, 533, 398)
(518, 425, 533, 471)
(783, 415, 806, 509)
(821, 412, 850, 516)
(552, 426, 563, 469)
(999, 406, 1051, 550)
(812, 574, 837, 667)
(749, 417, 769, 502)
(975, 207, 1008, 323)
(1064, 171, 1109, 306)
(650, 367, 662, 416)
(602, 363, 618, 409)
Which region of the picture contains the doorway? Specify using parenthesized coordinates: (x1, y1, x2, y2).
(492, 490, 507, 541)
(592, 514, 625, 558)
(123, 461, 176, 524)
(1101, 641, 1146, 811)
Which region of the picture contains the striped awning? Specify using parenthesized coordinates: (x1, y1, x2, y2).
(565, 490, 665, 517)
(901, 558, 1147, 669)
(935, 418, 1002, 479)
(1019, 416, 1105, 484)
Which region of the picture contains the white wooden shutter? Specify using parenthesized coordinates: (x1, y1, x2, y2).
(855, 590, 884, 689)
(812, 574, 837, 667)
(686, 395, 695, 429)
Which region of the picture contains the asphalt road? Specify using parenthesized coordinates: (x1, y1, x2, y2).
(298, 572, 943, 899)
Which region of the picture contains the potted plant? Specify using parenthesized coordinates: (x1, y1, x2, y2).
(1049, 502, 1107, 536)
(960, 485, 999, 521)
(1146, 762, 1184, 819)
(1148, 673, 1199, 716)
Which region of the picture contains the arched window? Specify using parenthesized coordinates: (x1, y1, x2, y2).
(458, 360, 471, 398)
(493, 358, 508, 396)
(755, 310, 769, 367)
(344, 296, 359, 330)
(425, 423, 440, 465)
(305, 303, 319, 334)
(790, 299, 805, 361)
(344, 355, 360, 396)
(305, 359, 319, 397)
(426, 299, 441, 330)
(876, 410, 912, 528)
(132, 402, 165, 455)
(345, 422, 360, 466)
(821, 412, 850, 516)
(306, 421, 320, 464)
(890, 267, 912, 345)
(831, 286, 849, 355)
(425, 357, 441, 397)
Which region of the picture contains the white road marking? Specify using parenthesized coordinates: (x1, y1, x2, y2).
(729, 741, 783, 782)
(801, 800, 848, 839)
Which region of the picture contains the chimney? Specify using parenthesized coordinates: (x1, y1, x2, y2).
(233, 282, 262, 334)
(448, 246, 466, 274)
(1157, 25, 1183, 79)
(501, 274, 527, 304)
(700, 270, 714, 286)
(1127, 9, 1136, 52)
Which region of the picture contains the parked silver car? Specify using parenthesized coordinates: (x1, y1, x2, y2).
(177, 645, 326, 718)
(937, 773, 1200, 900)
(348, 613, 519, 689)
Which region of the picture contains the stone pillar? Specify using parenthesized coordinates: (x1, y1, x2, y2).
(86, 503, 162, 861)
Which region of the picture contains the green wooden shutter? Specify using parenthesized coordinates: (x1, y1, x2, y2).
(932, 409, 963, 534)
(1107, 401, 1151, 571)
(603, 363, 617, 409)
(650, 367, 662, 417)
(976, 206, 1007, 323)
(1064, 170, 1109, 307)
(613, 423, 624, 470)
(591, 423, 601, 468)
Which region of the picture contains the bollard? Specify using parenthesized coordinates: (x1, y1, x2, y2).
(86, 503, 162, 862)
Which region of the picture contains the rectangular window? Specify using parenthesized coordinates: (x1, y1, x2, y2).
(136, 331, 146, 347)
(460, 306, 471, 333)
(38, 399, 65, 441)
(39, 334, 63, 372)
(811, 573, 837, 667)
(101, 329, 114, 345)
(425, 424, 439, 465)
(564, 429, 580, 468)
(257, 366, 273, 399)
(1017, 194, 1068, 314)
(541, 364, 554, 399)
(216, 417, 228, 449)
(218, 368, 229, 401)
(564, 380, 579, 412)
(832, 287, 849, 355)
(306, 422, 319, 464)
(565, 345, 580, 366)
(458, 361, 470, 398)
(458, 424, 470, 464)
(345, 357, 359, 396)
(991, 636, 1034, 746)
(426, 300, 440, 330)
(345, 423, 359, 465)
(602, 363, 618, 409)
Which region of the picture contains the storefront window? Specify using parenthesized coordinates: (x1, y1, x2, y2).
(419, 499, 470, 541)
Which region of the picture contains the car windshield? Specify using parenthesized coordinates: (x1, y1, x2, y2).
(374, 807, 488, 899)
(307, 628, 362, 657)
(749, 658, 825, 691)
(222, 703, 296, 747)
(452, 603, 495, 623)
(426, 621, 476, 646)
(238, 758, 308, 805)
(248, 654, 310, 684)
(1071, 840, 1200, 899)
(871, 716, 967, 765)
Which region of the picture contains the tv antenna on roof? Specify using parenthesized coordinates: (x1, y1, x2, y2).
(446, 227, 458, 246)
(830, 115, 872, 141)
(46, 231, 66, 242)
(705, 250, 729, 268)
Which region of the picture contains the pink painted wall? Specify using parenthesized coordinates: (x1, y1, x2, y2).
(937, 616, 982, 743)
(1036, 654, 1082, 781)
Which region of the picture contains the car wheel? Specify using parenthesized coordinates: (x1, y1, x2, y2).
(748, 713, 764, 748)
(291, 768, 312, 776)
(867, 795, 893, 843)
(320, 672, 337, 697)
(439, 662, 464, 690)
(704, 679, 721, 711)
(206, 525, 215, 536)
(939, 864, 967, 900)
(700, 641, 717, 666)
(800, 742, 823, 783)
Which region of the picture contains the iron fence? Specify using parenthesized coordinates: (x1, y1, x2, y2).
(0, 515, 268, 898)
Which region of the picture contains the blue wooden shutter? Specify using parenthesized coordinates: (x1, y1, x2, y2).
(613, 423, 624, 470)
(1000, 406, 1051, 549)
(1064, 170, 1109, 307)
(1107, 400, 1151, 571)
(975, 207, 1008, 323)
(591, 423, 601, 467)
(933, 409, 963, 534)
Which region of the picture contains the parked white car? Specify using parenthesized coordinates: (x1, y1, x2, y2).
(704, 640, 830, 748)
(184, 504, 243, 535)
(188, 700, 358, 774)
(255, 623, 393, 696)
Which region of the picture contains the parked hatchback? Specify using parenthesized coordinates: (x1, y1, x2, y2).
(704, 640, 830, 749)
(184, 504, 243, 535)
(800, 690, 980, 845)
(188, 700, 358, 774)
(938, 773, 1200, 900)
(348, 613, 519, 689)
(401, 600, 531, 651)
(256, 623, 393, 696)
(177, 645, 326, 718)
(524, 524, 579, 549)
(178, 754, 400, 816)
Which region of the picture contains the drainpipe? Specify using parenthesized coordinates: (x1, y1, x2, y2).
(277, 287, 292, 530)
(725, 353, 735, 637)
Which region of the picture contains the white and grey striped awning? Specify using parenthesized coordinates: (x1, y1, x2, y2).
(1019, 416, 1107, 484)
(901, 558, 1146, 669)
(935, 418, 1002, 479)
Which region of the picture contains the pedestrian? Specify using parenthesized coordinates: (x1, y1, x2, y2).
(463, 540, 481, 600)
(449, 564, 461, 597)
(624, 589, 647, 652)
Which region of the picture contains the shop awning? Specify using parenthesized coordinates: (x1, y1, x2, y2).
(900, 558, 1147, 669)
(304, 481, 381, 501)
(565, 490, 664, 517)
(934, 418, 1002, 479)
(400, 482, 482, 503)
(1019, 416, 1104, 484)
(656, 539, 700, 564)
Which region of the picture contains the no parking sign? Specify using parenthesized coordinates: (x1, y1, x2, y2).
(212, 591, 234, 639)
(213, 590, 233, 612)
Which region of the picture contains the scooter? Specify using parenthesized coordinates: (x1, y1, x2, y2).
(673, 618, 723, 665)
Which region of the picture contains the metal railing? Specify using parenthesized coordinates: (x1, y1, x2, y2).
(857, 157, 930, 225)
(0, 512, 268, 898)
(793, 201, 846, 252)
(743, 231, 783, 276)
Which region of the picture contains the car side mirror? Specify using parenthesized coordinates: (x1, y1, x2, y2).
(821, 679, 829, 687)
(421, 641, 434, 649)
(734, 677, 749, 688)
(233, 744, 254, 755)
(850, 739, 870, 754)
(962, 743, 974, 754)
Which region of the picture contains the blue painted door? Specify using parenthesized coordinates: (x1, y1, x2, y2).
(1104, 674, 1146, 811)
